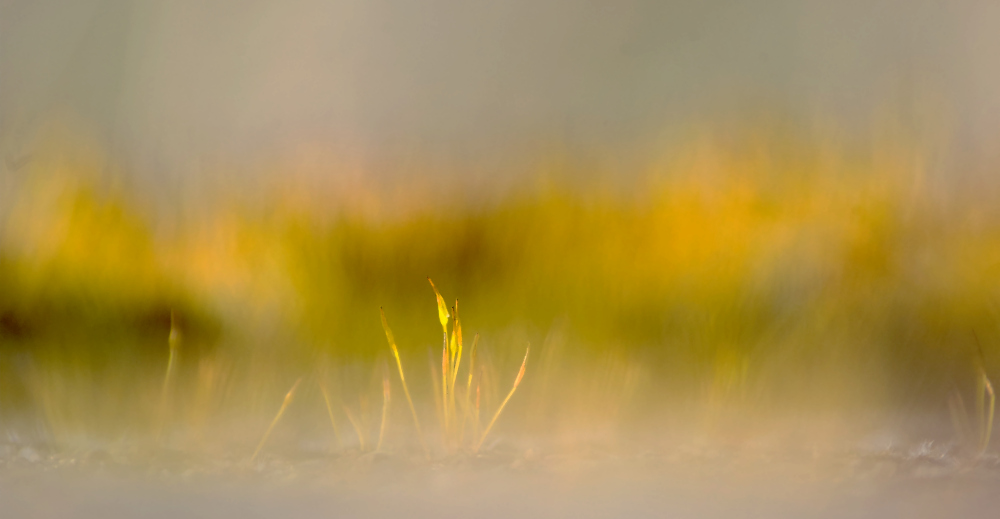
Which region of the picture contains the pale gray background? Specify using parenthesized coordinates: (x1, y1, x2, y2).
(2, 0, 999, 204)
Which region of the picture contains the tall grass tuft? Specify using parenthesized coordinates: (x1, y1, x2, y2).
(378, 280, 530, 454)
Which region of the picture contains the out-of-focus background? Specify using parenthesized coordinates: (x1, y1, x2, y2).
(2, 0, 1000, 455)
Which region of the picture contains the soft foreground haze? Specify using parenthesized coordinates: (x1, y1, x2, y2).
(3, 1, 1000, 518)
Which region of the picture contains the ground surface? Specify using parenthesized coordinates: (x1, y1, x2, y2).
(2, 439, 999, 518)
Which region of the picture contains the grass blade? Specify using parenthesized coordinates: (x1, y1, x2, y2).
(459, 333, 479, 444)
(250, 377, 302, 463)
(475, 346, 529, 452)
(319, 382, 343, 449)
(381, 308, 429, 456)
(451, 300, 463, 395)
(343, 403, 367, 452)
(428, 277, 450, 334)
(376, 371, 390, 452)
(980, 372, 995, 455)
(155, 312, 180, 440)
(442, 342, 450, 439)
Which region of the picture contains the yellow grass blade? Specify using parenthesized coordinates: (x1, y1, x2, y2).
(376, 372, 390, 452)
(451, 300, 463, 392)
(319, 382, 343, 449)
(475, 346, 529, 452)
(380, 307, 429, 456)
(449, 313, 457, 370)
(428, 277, 450, 333)
(428, 278, 452, 443)
(250, 377, 302, 463)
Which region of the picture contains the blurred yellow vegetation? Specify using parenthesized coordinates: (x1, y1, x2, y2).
(2, 132, 1000, 450)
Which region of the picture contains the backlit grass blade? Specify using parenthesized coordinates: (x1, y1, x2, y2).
(451, 300, 463, 393)
(474, 380, 481, 441)
(442, 342, 450, 437)
(343, 403, 367, 452)
(319, 382, 343, 449)
(430, 353, 443, 433)
(250, 377, 302, 463)
(464, 334, 480, 404)
(475, 346, 529, 452)
(428, 277, 450, 334)
(429, 278, 452, 442)
(381, 308, 429, 456)
(973, 332, 995, 456)
(376, 371, 390, 452)
(459, 333, 479, 444)
(980, 371, 995, 456)
(155, 311, 181, 440)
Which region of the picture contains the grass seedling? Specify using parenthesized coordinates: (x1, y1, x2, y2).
(381, 308, 429, 456)
(249, 377, 302, 463)
(451, 301, 463, 393)
(155, 312, 180, 440)
(442, 340, 450, 437)
(450, 301, 463, 434)
(376, 371, 390, 452)
(973, 332, 996, 456)
(464, 334, 480, 408)
(458, 334, 479, 444)
(951, 333, 997, 458)
(949, 389, 972, 449)
(977, 368, 995, 456)
(319, 382, 343, 449)
(429, 278, 451, 436)
(380, 280, 530, 453)
(475, 346, 529, 452)
(428, 278, 451, 335)
(474, 379, 481, 442)
(429, 353, 444, 433)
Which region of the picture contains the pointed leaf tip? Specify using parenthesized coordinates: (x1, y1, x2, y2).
(428, 277, 450, 329)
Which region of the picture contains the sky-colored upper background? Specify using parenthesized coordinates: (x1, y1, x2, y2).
(2, 0, 999, 201)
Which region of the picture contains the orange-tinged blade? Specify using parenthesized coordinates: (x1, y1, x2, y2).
(513, 347, 529, 387)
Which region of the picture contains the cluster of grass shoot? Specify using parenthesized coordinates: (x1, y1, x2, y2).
(381, 278, 528, 454)
(243, 278, 527, 461)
